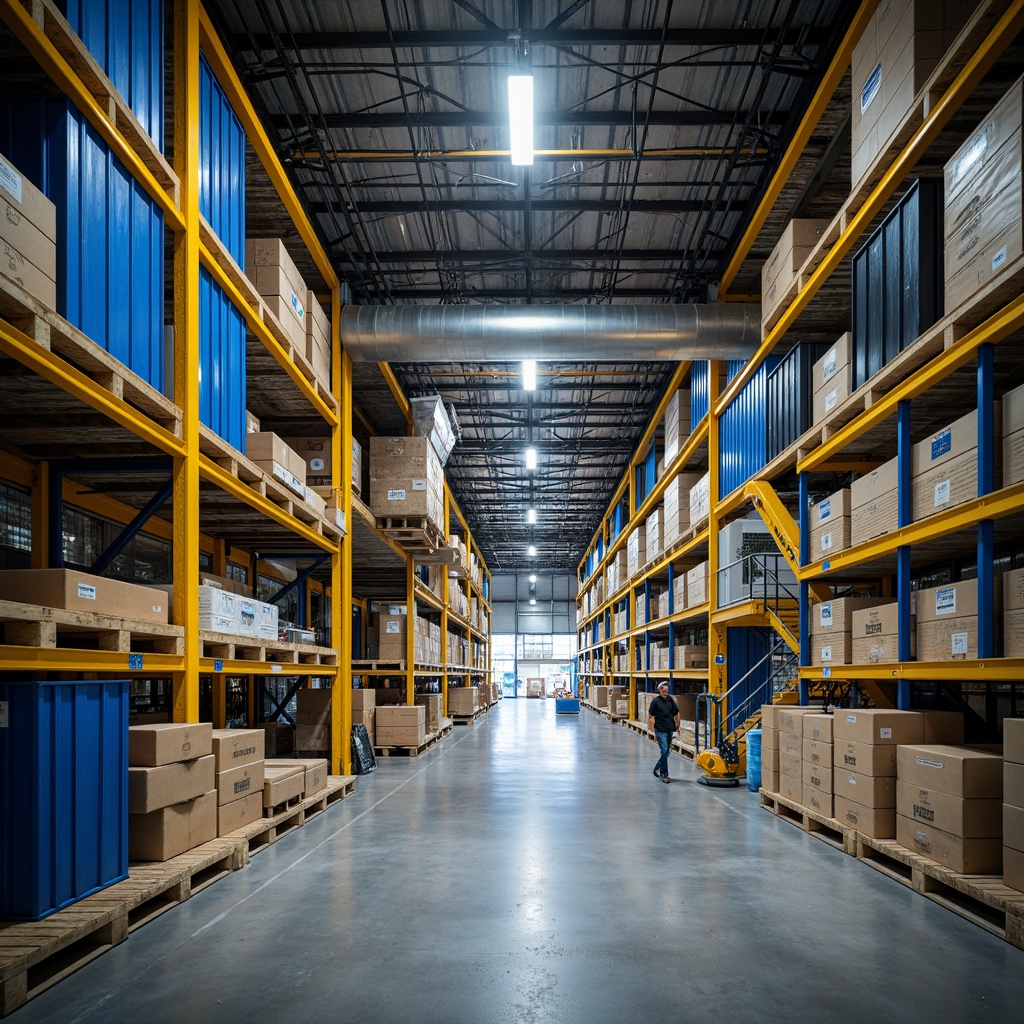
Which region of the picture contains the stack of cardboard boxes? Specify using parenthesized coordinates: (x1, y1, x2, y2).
(663, 471, 704, 548)
(128, 723, 216, 861)
(295, 688, 331, 754)
(376, 705, 427, 747)
(1005, 567, 1024, 657)
(688, 473, 711, 529)
(808, 489, 851, 563)
(1005, 720, 1024, 891)
(627, 525, 647, 579)
(896, 743, 1002, 873)
(851, 601, 910, 664)
(686, 561, 709, 608)
(352, 687, 375, 744)
(809, 597, 883, 667)
(802, 713, 835, 817)
(415, 694, 442, 734)
(0, 152, 57, 307)
(916, 577, 1002, 662)
(645, 509, 664, 565)
(760, 219, 830, 330)
(304, 289, 330, 390)
(944, 73, 1024, 313)
(777, 707, 822, 803)
(850, 0, 973, 189)
(1005, 381, 1024, 486)
(760, 706, 780, 794)
(850, 458, 898, 546)
(662, 389, 692, 467)
(448, 686, 479, 716)
(369, 436, 445, 534)
(262, 763, 305, 811)
(607, 686, 628, 718)
(811, 334, 851, 427)
(268, 757, 328, 799)
(212, 728, 265, 835)
(246, 431, 307, 499)
(246, 238, 306, 352)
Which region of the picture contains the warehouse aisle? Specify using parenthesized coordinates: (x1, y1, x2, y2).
(12, 701, 1024, 1024)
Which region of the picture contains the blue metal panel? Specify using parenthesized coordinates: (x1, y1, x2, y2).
(690, 361, 709, 428)
(199, 267, 246, 450)
(199, 54, 246, 265)
(718, 357, 780, 499)
(57, 0, 163, 147)
(0, 98, 165, 390)
(0, 679, 129, 920)
(725, 627, 771, 734)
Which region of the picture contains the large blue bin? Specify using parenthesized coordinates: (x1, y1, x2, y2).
(0, 679, 130, 920)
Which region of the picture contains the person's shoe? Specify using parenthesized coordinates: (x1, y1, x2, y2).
(653, 769, 661, 778)
(662, 775, 671, 783)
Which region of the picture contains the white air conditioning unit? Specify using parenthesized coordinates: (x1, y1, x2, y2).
(716, 517, 797, 608)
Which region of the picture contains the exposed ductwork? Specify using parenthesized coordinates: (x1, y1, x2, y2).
(340, 304, 761, 362)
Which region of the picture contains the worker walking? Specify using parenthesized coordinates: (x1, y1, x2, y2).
(648, 681, 681, 783)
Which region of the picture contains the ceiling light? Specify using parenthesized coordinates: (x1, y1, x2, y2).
(522, 359, 537, 390)
(508, 75, 534, 166)
(529, 574, 537, 583)
(529, 598, 536, 605)
(528, 544, 537, 557)
(527, 507, 537, 524)
(525, 447, 537, 470)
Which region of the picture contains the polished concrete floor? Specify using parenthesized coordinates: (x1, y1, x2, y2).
(13, 700, 1024, 1023)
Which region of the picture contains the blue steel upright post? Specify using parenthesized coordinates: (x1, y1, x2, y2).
(897, 400, 912, 709)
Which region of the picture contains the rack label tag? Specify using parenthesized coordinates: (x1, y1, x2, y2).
(935, 587, 956, 616)
(931, 428, 952, 461)
(214, 659, 223, 672)
(129, 654, 143, 670)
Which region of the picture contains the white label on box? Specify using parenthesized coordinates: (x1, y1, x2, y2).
(915, 756, 944, 769)
(309, 457, 326, 472)
(820, 531, 833, 552)
(819, 602, 833, 627)
(848, 773, 857, 786)
(993, 245, 1008, 272)
(846, 714, 857, 723)
(385, 621, 401, 634)
(934, 480, 950, 507)
(411, 479, 427, 491)
(77, 583, 97, 601)
(824, 388, 838, 413)
(387, 488, 407, 501)
(931, 428, 952, 461)
(951, 631, 969, 657)
(0, 160, 22, 203)
(861, 64, 881, 113)
(818, 498, 831, 523)
(879, 728, 892, 739)
(823, 347, 837, 380)
(935, 586, 956, 616)
(951, 130, 989, 190)
(821, 644, 832, 662)
(0, 700, 7, 728)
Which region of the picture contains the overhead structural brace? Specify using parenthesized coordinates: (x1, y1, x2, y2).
(340, 304, 761, 363)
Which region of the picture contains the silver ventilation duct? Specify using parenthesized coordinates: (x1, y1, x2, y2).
(340, 304, 761, 362)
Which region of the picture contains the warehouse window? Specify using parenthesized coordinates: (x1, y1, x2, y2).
(0, 482, 31, 554)
(61, 505, 172, 583)
(225, 561, 248, 586)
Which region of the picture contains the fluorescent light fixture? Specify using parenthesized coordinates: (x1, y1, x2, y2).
(528, 544, 537, 557)
(529, 598, 536, 605)
(525, 447, 537, 470)
(527, 507, 537, 524)
(529, 574, 537, 583)
(522, 359, 537, 390)
(508, 74, 534, 166)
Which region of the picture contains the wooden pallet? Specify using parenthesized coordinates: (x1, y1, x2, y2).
(0, 600, 184, 654)
(450, 708, 485, 726)
(0, 775, 356, 1017)
(199, 630, 338, 666)
(759, 789, 1024, 948)
(373, 727, 445, 758)
(376, 515, 446, 555)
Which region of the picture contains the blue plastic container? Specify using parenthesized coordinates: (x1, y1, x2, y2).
(746, 728, 763, 793)
(199, 266, 246, 451)
(0, 97, 165, 392)
(555, 698, 580, 714)
(200, 53, 246, 264)
(0, 679, 130, 920)
(56, 0, 164, 147)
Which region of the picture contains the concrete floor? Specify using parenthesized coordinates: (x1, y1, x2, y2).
(13, 700, 1024, 1023)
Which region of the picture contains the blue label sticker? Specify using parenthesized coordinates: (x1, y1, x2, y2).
(822, 666, 831, 678)
(861, 63, 881, 114)
(128, 654, 143, 670)
(214, 659, 223, 672)
(818, 498, 831, 522)
(931, 428, 952, 461)
(714, 654, 725, 665)
(822, 560, 831, 571)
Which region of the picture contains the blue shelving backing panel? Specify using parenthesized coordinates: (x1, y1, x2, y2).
(724, 628, 771, 736)
(0, 97, 165, 392)
(691, 361, 709, 428)
(0, 679, 129, 921)
(199, 267, 247, 451)
(56, 0, 164, 148)
(718, 357, 780, 500)
(199, 52, 246, 265)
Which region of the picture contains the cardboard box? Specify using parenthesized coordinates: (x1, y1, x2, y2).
(850, 458, 898, 546)
(779, 771, 803, 802)
(128, 755, 215, 814)
(896, 782, 1002, 837)
(897, 816, 1002, 874)
(0, 151, 57, 236)
(761, 219, 831, 323)
(0, 154, 57, 307)
(129, 791, 217, 862)
(805, 788, 834, 818)
(763, 743, 780, 774)
(1006, 718, 1024, 765)
(210, 729, 265, 770)
(850, 602, 916, 664)
(810, 597, 885, 664)
(686, 561, 709, 607)
(1004, 379, 1024, 486)
(644, 509, 664, 561)
(263, 765, 304, 808)
(1005, 761, 1024, 808)
(448, 689, 477, 715)
(377, 705, 426, 727)
(376, 724, 427, 747)
(811, 334, 852, 395)
(688, 474, 711, 525)
(282, 757, 328, 796)
(245, 433, 307, 481)
(834, 740, 898, 776)
(217, 792, 263, 836)
(916, 577, 1003, 661)
(803, 714, 834, 743)
(834, 795, 896, 838)
(129, 723, 213, 767)
(368, 435, 445, 526)
(246, 409, 261, 434)
(1005, 845, 1024, 890)
(833, 709, 923, 746)
(809, 489, 851, 561)
(761, 768, 780, 794)
(662, 389, 692, 467)
(282, 436, 332, 478)
(295, 724, 330, 751)
(297, 688, 333, 714)
(921, 711, 965, 744)
(803, 759, 834, 795)
(851, 0, 972, 187)
(0, 568, 169, 625)
(1006, 803, 1024, 851)
(352, 688, 376, 710)
(835, 768, 896, 807)
(897, 744, 1003, 798)
(214, 761, 266, 806)
(1004, 566, 1024, 657)
(779, 748, 803, 778)
(803, 738, 833, 766)
(260, 722, 294, 756)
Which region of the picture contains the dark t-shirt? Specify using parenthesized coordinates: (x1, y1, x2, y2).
(648, 694, 679, 733)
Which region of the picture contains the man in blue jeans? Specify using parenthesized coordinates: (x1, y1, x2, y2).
(647, 681, 681, 783)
